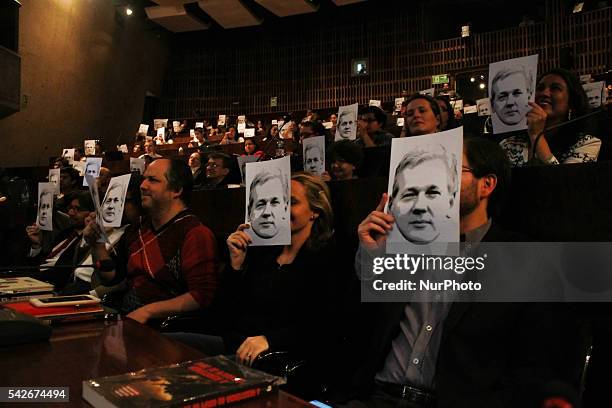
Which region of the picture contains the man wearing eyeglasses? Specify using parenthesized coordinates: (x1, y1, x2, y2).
(202, 152, 231, 189)
(336, 137, 578, 407)
(356, 106, 394, 148)
(26, 191, 96, 291)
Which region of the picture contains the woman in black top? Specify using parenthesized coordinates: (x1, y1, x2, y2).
(171, 173, 339, 366)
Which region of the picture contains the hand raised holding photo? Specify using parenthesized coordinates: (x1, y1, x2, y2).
(227, 224, 252, 269)
(358, 193, 395, 251)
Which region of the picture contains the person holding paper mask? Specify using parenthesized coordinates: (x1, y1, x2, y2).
(500, 68, 601, 166)
(335, 137, 578, 408)
(84, 159, 218, 324)
(170, 174, 340, 369)
(27, 192, 95, 291)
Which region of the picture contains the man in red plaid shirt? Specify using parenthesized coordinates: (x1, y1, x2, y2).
(85, 159, 218, 324)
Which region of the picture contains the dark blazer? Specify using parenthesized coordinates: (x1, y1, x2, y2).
(333, 222, 583, 408)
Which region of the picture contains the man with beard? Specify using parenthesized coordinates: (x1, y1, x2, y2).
(334, 137, 579, 408)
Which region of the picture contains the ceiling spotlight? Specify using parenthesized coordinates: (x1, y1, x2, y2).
(480, 75, 485, 79)
(470, 77, 475, 82)
(126, 7, 133, 16)
(479, 83, 486, 89)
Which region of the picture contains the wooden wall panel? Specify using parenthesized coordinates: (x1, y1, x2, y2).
(159, 0, 611, 120)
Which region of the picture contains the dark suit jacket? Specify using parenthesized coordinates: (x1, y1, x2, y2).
(333, 222, 583, 408)
(192, 167, 206, 187)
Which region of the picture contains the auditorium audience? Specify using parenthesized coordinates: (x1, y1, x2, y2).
(170, 173, 340, 367)
(84, 158, 218, 324)
(220, 126, 244, 145)
(500, 68, 602, 166)
(6, 52, 610, 408)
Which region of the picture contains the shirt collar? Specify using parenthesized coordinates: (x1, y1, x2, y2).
(462, 218, 492, 244)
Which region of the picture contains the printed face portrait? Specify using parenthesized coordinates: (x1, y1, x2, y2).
(101, 183, 125, 223)
(389, 157, 456, 244)
(38, 191, 53, 228)
(85, 162, 97, 176)
(478, 101, 491, 116)
(395, 98, 403, 112)
(338, 111, 356, 139)
(304, 145, 324, 175)
(492, 71, 531, 126)
(583, 83, 603, 109)
(49, 173, 59, 186)
(248, 175, 288, 239)
(587, 90, 601, 108)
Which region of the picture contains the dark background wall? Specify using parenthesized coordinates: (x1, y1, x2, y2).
(0, 0, 170, 168)
(159, 0, 611, 120)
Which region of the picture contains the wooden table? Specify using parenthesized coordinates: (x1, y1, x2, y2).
(0, 318, 311, 407)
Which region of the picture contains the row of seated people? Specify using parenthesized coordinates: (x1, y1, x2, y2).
(14, 67, 611, 407)
(130, 68, 610, 168)
(21, 149, 596, 407)
(44, 67, 610, 197)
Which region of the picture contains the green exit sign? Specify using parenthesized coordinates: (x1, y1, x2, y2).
(432, 74, 449, 85)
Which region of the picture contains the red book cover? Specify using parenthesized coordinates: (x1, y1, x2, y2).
(82, 355, 285, 408)
(4, 301, 105, 319)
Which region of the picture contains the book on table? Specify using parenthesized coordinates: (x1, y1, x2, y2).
(82, 355, 285, 407)
(3, 300, 105, 321)
(0, 277, 54, 303)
